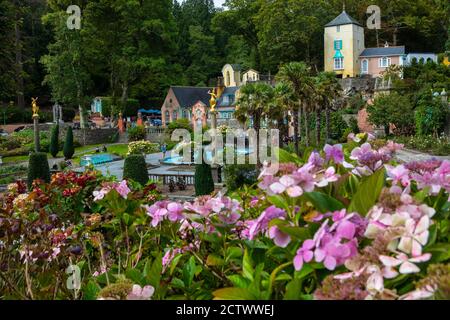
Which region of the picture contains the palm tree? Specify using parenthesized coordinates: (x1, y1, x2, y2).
(273, 82, 296, 147)
(317, 72, 342, 142)
(276, 62, 313, 154)
(235, 82, 274, 167)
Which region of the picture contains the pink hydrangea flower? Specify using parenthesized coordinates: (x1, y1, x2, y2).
(115, 180, 131, 199)
(127, 285, 155, 300)
(293, 239, 314, 270)
(268, 225, 291, 248)
(324, 144, 344, 164)
(167, 202, 185, 222)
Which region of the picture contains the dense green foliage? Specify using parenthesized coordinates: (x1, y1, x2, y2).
(49, 124, 59, 157)
(224, 163, 258, 191)
(368, 92, 415, 136)
(0, 0, 447, 110)
(127, 126, 147, 142)
(27, 152, 50, 187)
(195, 163, 215, 196)
(63, 126, 75, 160)
(123, 154, 149, 186)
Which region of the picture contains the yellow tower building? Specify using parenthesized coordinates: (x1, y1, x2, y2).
(324, 10, 365, 78)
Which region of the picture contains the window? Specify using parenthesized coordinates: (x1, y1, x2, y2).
(173, 111, 177, 121)
(165, 111, 170, 120)
(378, 57, 391, 68)
(334, 40, 342, 50)
(182, 110, 188, 119)
(226, 71, 231, 86)
(361, 59, 368, 74)
(334, 57, 344, 70)
(337, 25, 340, 32)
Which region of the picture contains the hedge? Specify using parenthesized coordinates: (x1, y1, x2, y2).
(123, 154, 149, 186)
(27, 152, 50, 188)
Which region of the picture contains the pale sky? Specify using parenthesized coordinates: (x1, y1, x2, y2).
(214, 0, 226, 7)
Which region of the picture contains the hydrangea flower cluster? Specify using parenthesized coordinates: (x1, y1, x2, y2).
(364, 193, 435, 278)
(258, 148, 340, 198)
(347, 142, 402, 176)
(387, 159, 450, 196)
(294, 209, 367, 271)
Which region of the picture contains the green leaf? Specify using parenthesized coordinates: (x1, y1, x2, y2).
(267, 195, 290, 211)
(125, 268, 143, 284)
(146, 254, 162, 289)
(303, 192, 344, 213)
(206, 254, 224, 266)
(213, 288, 257, 300)
(269, 219, 311, 240)
(226, 247, 243, 262)
(348, 168, 385, 216)
(169, 254, 182, 276)
(242, 249, 254, 281)
(227, 275, 251, 288)
(284, 278, 302, 300)
(294, 264, 315, 280)
(277, 148, 301, 164)
(182, 256, 196, 287)
(83, 280, 101, 300)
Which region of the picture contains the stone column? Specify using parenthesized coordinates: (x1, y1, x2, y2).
(33, 115, 40, 152)
(210, 110, 217, 130)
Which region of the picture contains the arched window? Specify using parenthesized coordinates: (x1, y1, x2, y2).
(379, 56, 390, 68)
(173, 111, 177, 121)
(419, 58, 425, 64)
(361, 59, 368, 74)
(226, 71, 231, 87)
(182, 110, 187, 119)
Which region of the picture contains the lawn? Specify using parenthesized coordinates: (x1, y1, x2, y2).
(2, 143, 129, 164)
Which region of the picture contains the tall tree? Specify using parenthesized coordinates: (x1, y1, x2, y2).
(276, 62, 313, 154)
(235, 82, 274, 167)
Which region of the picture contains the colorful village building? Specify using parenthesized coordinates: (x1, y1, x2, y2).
(324, 9, 438, 78)
(161, 9, 441, 134)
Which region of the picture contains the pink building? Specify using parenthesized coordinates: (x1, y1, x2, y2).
(358, 45, 405, 77)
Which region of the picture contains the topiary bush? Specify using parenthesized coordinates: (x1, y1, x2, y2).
(63, 126, 75, 159)
(123, 154, 149, 186)
(27, 152, 50, 188)
(50, 124, 59, 158)
(195, 163, 215, 196)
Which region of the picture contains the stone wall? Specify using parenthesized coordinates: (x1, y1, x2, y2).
(64, 128, 119, 146)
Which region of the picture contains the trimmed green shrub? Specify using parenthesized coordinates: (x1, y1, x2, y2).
(123, 154, 149, 186)
(195, 163, 215, 196)
(63, 127, 75, 159)
(27, 152, 50, 188)
(128, 125, 146, 142)
(50, 124, 59, 157)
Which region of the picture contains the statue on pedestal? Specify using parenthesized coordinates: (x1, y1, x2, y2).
(31, 97, 39, 118)
(208, 89, 217, 112)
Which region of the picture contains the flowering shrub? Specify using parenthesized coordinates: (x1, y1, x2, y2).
(0, 133, 448, 300)
(127, 140, 159, 156)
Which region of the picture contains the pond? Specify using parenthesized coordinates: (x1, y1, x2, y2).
(80, 153, 115, 166)
(162, 147, 252, 165)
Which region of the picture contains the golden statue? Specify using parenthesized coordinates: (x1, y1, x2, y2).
(31, 97, 39, 118)
(208, 89, 217, 112)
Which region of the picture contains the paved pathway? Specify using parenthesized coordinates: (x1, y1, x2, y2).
(394, 148, 450, 163)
